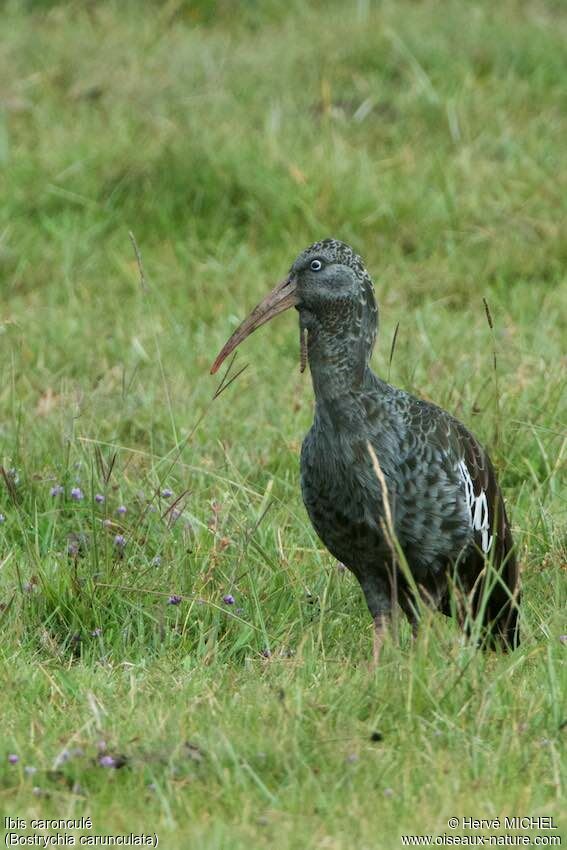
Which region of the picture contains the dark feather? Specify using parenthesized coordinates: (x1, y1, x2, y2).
(451, 421, 520, 647)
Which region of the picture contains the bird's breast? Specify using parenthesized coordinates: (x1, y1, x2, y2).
(300, 425, 389, 569)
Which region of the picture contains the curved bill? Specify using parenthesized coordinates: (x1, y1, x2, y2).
(210, 276, 298, 374)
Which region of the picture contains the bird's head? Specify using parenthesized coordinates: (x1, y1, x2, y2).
(210, 238, 378, 376)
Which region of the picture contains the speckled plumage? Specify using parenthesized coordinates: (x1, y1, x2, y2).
(212, 238, 521, 650)
(294, 239, 520, 647)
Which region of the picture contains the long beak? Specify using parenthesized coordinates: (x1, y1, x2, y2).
(210, 276, 298, 374)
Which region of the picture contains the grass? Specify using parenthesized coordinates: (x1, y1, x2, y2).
(0, 0, 566, 846)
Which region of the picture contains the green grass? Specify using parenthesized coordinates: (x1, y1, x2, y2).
(1, 0, 566, 846)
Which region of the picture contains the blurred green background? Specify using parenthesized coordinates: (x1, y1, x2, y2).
(0, 1, 565, 847)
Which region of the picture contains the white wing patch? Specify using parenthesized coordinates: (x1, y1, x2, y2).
(458, 459, 493, 554)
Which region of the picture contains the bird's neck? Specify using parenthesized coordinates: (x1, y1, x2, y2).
(306, 323, 372, 402)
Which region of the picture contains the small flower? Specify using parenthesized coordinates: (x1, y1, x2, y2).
(91, 628, 102, 638)
(169, 508, 181, 524)
(167, 594, 182, 606)
(50, 485, 64, 497)
(222, 594, 235, 605)
(98, 754, 117, 768)
(261, 648, 272, 658)
(161, 488, 173, 498)
(114, 534, 126, 548)
(24, 765, 37, 775)
(116, 505, 127, 515)
(151, 556, 161, 567)
(95, 493, 105, 504)
(8, 753, 19, 765)
(383, 788, 394, 797)
(102, 518, 112, 528)
(560, 635, 567, 646)
(70, 487, 84, 501)
(67, 541, 79, 557)
(345, 753, 359, 764)
(0, 513, 5, 524)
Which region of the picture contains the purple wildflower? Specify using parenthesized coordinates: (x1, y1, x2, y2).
(223, 594, 235, 605)
(95, 493, 105, 504)
(50, 485, 64, 497)
(167, 594, 182, 606)
(169, 508, 181, 524)
(161, 488, 173, 498)
(116, 505, 127, 515)
(71, 487, 84, 501)
(8, 754, 19, 765)
(114, 534, 126, 548)
(98, 754, 117, 768)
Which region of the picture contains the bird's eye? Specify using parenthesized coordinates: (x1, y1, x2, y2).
(310, 259, 322, 272)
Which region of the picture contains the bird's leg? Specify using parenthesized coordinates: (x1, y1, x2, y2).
(407, 615, 419, 642)
(401, 582, 446, 644)
(358, 575, 391, 667)
(373, 612, 389, 665)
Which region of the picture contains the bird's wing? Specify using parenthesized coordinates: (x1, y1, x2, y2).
(393, 394, 519, 640)
(449, 415, 518, 580)
(446, 415, 512, 551)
